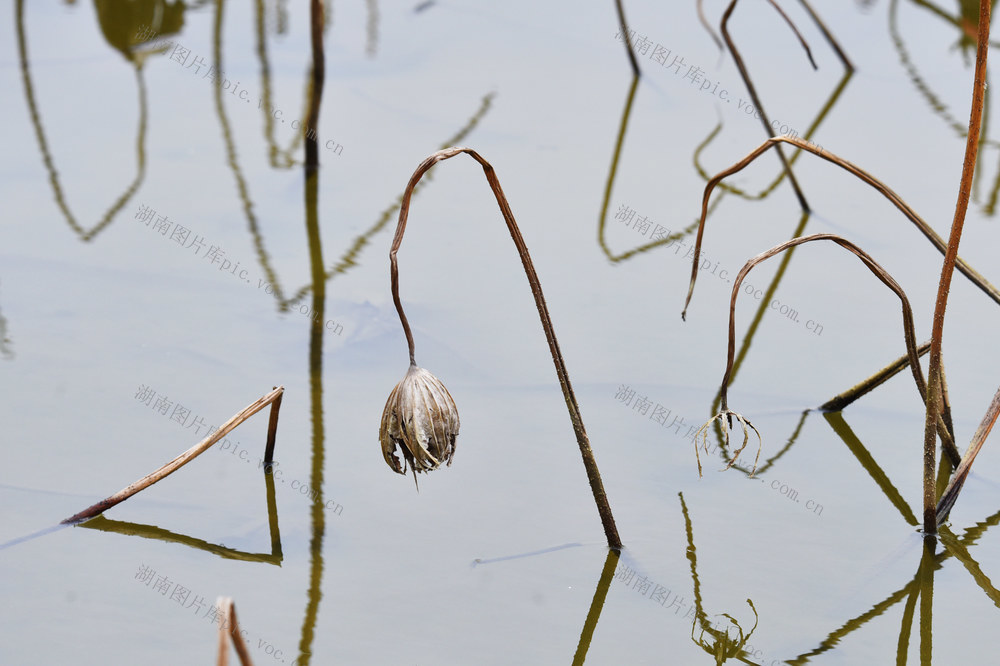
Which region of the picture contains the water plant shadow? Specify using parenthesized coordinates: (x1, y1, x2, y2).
(680, 492, 760, 665)
(16, 0, 158, 242)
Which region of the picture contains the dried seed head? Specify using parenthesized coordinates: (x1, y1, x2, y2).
(380, 364, 460, 483)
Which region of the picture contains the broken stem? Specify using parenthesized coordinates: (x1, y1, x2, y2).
(62, 387, 284, 524)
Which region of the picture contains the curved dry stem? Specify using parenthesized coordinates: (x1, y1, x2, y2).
(709, 234, 957, 461)
(389, 147, 622, 549)
(693, 409, 763, 477)
(682, 136, 1000, 319)
(796, 0, 854, 70)
(762, 0, 818, 69)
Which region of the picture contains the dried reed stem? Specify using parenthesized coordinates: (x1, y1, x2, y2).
(923, 0, 991, 534)
(216, 597, 254, 666)
(682, 135, 1000, 318)
(796, 0, 854, 70)
(389, 147, 621, 549)
(62, 387, 284, 524)
(694, 234, 957, 475)
(820, 341, 931, 412)
(614, 0, 640, 76)
(936, 385, 1000, 524)
(722, 0, 813, 212)
(762, 0, 818, 69)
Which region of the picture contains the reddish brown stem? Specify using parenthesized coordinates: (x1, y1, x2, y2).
(923, 0, 991, 534)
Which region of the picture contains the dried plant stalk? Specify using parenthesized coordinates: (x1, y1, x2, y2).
(614, 0, 640, 75)
(936, 385, 1000, 524)
(796, 0, 854, 70)
(62, 386, 284, 524)
(693, 234, 954, 477)
(216, 597, 254, 666)
(820, 341, 931, 412)
(388, 147, 621, 549)
(923, 0, 992, 533)
(721, 0, 816, 212)
(682, 136, 1000, 318)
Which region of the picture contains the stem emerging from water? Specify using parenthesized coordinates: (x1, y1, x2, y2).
(389, 147, 622, 550)
(923, 0, 991, 534)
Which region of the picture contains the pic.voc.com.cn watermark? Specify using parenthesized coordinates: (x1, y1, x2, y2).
(134, 203, 344, 335)
(615, 384, 824, 518)
(613, 27, 823, 153)
(134, 383, 344, 515)
(615, 203, 825, 337)
(134, 24, 344, 156)
(135, 563, 296, 664)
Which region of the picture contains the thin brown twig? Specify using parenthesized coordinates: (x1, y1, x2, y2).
(681, 135, 1000, 318)
(721, 0, 812, 212)
(763, 0, 818, 69)
(389, 147, 621, 549)
(936, 385, 1000, 523)
(62, 387, 285, 524)
(796, 0, 855, 70)
(923, 0, 992, 534)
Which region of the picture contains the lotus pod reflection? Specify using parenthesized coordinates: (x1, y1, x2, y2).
(380, 364, 460, 480)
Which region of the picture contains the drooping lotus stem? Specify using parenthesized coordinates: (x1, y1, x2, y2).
(692, 234, 957, 479)
(383, 147, 622, 550)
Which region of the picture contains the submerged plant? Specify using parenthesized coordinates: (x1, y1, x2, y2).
(379, 146, 622, 550)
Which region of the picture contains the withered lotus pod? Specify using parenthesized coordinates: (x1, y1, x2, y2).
(380, 364, 460, 482)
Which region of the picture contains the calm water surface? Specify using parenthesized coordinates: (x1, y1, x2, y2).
(1, 0, 999, 663)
